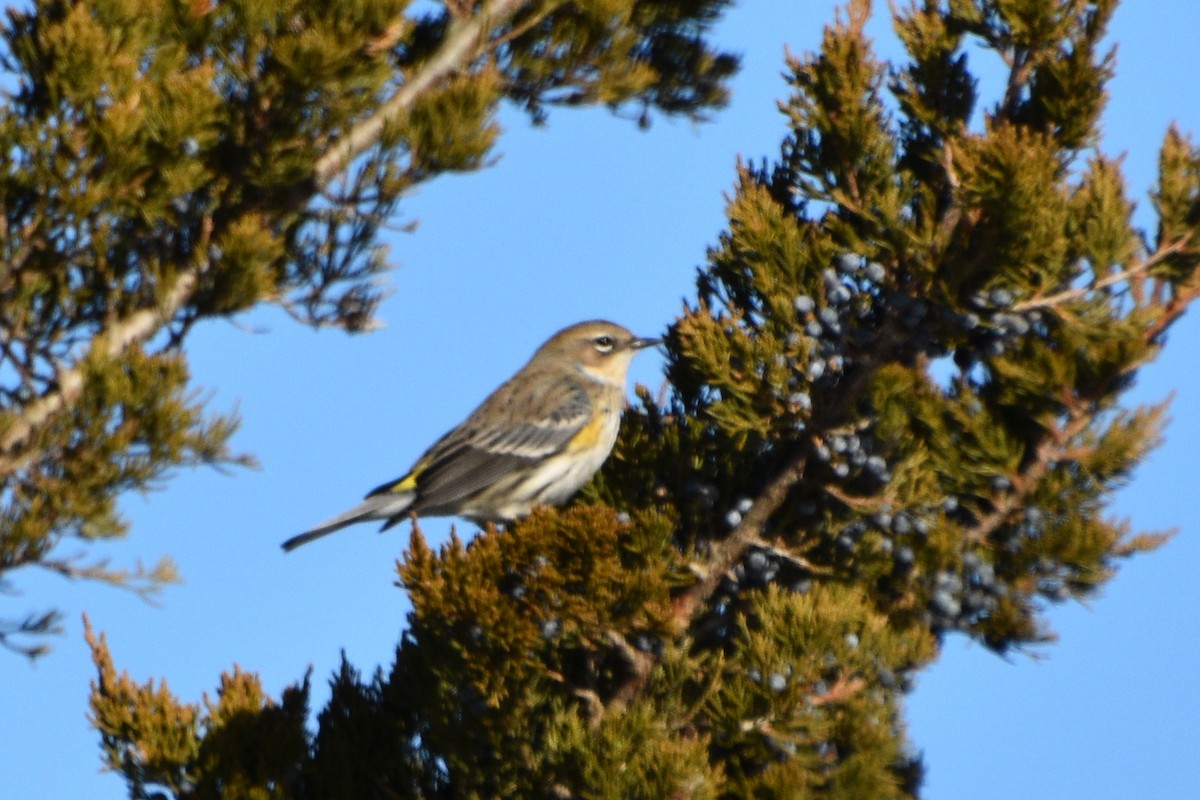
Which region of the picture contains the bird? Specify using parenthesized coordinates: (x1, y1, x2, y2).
(281, 320, 660, 551)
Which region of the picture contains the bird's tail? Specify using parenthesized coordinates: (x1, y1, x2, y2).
(282, 492, 415, 552)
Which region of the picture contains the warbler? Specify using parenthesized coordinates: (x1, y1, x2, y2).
(282, 320, 660, 551)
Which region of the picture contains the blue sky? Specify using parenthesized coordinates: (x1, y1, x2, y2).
(5, 2, 1199, 798)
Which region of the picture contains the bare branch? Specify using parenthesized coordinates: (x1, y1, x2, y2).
(0, 270, 199, 477)
(675, 453, 810, 621)
(1012, 235, 1193, 313)
(604, 629, 654, 716)
(313, 0, 534, 186)
(1, 2, 539, 481)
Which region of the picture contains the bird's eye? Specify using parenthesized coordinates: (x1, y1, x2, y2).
(593, 335, 616, 353)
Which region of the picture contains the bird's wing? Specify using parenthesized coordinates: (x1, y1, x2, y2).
(369, 377, 593, 514)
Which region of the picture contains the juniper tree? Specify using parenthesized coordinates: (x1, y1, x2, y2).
(0, 0, 736, 657)
(87, 0, 1200, 798)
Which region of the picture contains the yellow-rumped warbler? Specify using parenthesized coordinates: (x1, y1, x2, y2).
(282, 320, 660, 551)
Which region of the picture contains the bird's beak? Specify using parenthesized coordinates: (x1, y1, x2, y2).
(630, 336, 662, 350)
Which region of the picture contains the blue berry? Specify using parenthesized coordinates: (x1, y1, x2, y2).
(634, 633, 658, 652)
(746, 550, 768, 572)
(936, 571, 963, 594)
(789, 391, 812, 412)
(835, 252, 862, 274)
(686, 481, 718, 510)
(768, 672, 788, 692)
(794, 295, 816, 314)
(865, 455, 889, 479)
(865, 261, 886, 283)
(989, 288, 1015, 307)
(931, 589, 961, 618)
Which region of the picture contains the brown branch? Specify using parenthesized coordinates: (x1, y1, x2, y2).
(544, 669, 604, 728)
(1144, 275, 1200, 344)
(604, 630, 654, 716)
(746, 537, 833, 577)
(1, 2, 541, 479)
(966, 401, 1092, 547)
(675, 453, 810, 621)
(0, 270, 199, 476)
(809, 675, 866, 706)
(313, 0, 534, 187)
(1013, 235, 1193, 314)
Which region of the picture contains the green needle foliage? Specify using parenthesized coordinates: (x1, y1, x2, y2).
(86, 0, 1200, 797)
(0, 0, 736, 657)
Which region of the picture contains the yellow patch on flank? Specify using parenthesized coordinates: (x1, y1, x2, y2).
(566, 413, 610, 453)
(390, 466, 423, 492)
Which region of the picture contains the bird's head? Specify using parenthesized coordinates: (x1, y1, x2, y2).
(536, 320, 661, 385)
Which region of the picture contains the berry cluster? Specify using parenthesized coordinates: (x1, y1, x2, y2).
(788, 254, 889, 400)
(693, 253, 1045, 644)
(810, 428, 891, 485)
(952, 287, 1042, 368)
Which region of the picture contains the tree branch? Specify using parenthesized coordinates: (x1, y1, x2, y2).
(1012, 235, 1193, 313)
(0, 271, 199, 477)
(313, 0, 534, 187)
(1, 0, 538, 481)
(675, 453, 810, 621)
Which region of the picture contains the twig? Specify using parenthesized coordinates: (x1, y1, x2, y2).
(313, 0, 532, 186)
(544, 669, 604, 728)
(0, 270, 200, 475)
(1012, 235, 1192, 313)
(1, 3, 535, 477)
(604, 630, 653, 715)
(809, 675, 865, 706)
(746, 538, 833, 576)
(675, 453, 810, 621)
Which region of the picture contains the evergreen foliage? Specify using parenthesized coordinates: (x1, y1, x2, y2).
(0, 0, 736, 657)
(76, 0, 1200, 797)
